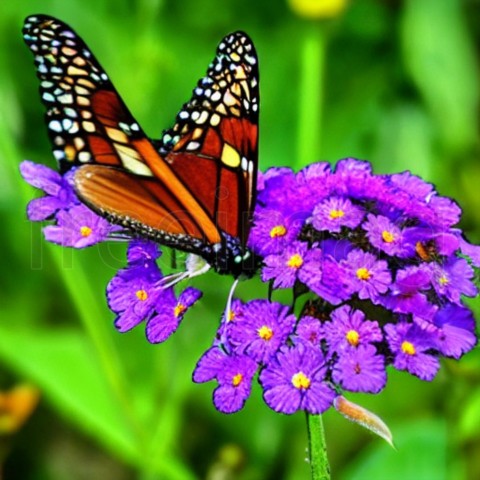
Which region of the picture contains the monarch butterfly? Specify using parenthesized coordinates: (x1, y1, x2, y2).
(22, 15, 260, 277)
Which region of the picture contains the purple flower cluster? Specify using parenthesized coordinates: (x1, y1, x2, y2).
(21, 158, 479, 416)
(107, 240, 202, 343)
(20, 161, 202, 342)
(20, 161, 120, 247)
(195, 159, 479, 414)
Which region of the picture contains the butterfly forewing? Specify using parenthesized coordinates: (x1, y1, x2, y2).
(22, 15, 150, 173)
(23, 15, 259, 275)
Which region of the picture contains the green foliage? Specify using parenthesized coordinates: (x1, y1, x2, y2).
(342, 418, 448, 480)
(1, 0, 479, 478)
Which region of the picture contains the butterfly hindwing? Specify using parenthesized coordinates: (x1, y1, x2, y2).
(23, 15, 259, 274)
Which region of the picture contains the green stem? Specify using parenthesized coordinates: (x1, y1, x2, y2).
(306, 413, 330, 480)
(296, 22, 328, 169)
(298, 21, 331, 479)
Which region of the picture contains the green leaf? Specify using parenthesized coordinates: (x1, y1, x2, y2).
(0, 325, 139, 462)
(342, 418, 447, 480)
(374, 103, 434, 179)
(401, 0, 479, 154)
(0, 320, 198, 479)
(459, 387, 480, 441)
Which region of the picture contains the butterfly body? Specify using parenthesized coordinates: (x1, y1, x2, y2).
(23, 15, 260, 276)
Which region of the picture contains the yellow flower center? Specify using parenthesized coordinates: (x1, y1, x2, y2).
(287, 253, 304, 269)
(329, 209, 345, 219)
(356, 267, 371, 281)
(258, 325, 274, 341)
(439, 275, 449, 286)
(270, 225, 287, 238)
(381, 230, 395, 243)
(135, 289, 148, 301)
(291, 372, 311, 390)
(346, 330, 360, 346)
(80, 226, 92, 237)
(288, 0, 347, 20)
(174, 303, 186, 317)
(401, 341, 416, 355)
(232, 373, 243, 387)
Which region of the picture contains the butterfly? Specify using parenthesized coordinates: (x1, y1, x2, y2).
(22, 14, 260, 277)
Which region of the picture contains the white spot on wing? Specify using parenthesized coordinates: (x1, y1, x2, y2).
(186, 141, 200, 151)
(121, 156, 154, 176)
(49, 120, 62, 133)
(78, 151, 91, 162)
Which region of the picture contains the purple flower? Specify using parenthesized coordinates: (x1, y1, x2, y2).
(401, 227, 460, 259)
(427, 196, 461, 230)
(385, 322, 440, 381)
(380, 266, 435, 318)
(127, 240, 161, 265)
(432, 231, 460, 257)
(193, 347, 258, 413)
(320, 238, 355, 261)
(297, 251, 352, 305)
(220, 298, 245, 327)
(248, 208, 302, 256)
(261, 241, 311, 289)
(363, 214, 407, 256)
(298, 161, 332, 182)
(328, 158, 389, 201)
(332, 344, 387, 393)
(389, 171, 434, 200)
(215, 298, 247, 349)
(146, 287, 202, 343)
(107, 263, 164, 332)
(228, 300, 296, 364)
(310, 196, 364, 233)
(428, 257, 476, 303)
(457, 234, 480, 267)
(294, 162, 332, 213)
(259, 344, 336, 414)
(323, 305, 383, 353)
(294, 316, 323, 347)
(20, 160, 78, 220)
(256, 168, 300, 214)
(414, 305, 477, 359)
(43, 204, 118, 247)
(342, 249, 391, 301)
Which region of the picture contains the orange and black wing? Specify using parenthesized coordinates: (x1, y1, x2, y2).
(157, 31, 259, 246)
(23, 15, 259, 273)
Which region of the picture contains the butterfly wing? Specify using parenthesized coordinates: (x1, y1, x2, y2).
(157, 32, 259, 245)
(23, 15, 259, 273)
(23, 15, 144, 172)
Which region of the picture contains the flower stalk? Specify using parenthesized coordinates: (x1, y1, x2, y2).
(307, 413, 330, 480)
(296, 22, 327, 168)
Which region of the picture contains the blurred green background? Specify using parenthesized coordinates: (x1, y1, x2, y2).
(1, 0, 480, 479)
